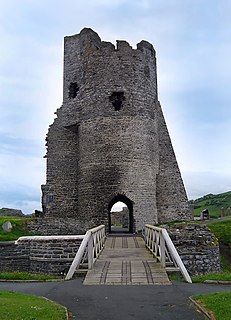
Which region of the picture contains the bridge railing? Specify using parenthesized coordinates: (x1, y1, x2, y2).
(65, 225, 105, 280)
(144, 224, 192, 283)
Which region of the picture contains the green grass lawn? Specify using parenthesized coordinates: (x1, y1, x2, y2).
(0, 216, 34, 241)
(192, 292, 231, 320)
(0, 271, 60, 281)
(0, 291, 67, 320)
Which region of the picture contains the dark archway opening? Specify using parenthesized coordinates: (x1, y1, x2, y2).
(108, 195, 133, 234)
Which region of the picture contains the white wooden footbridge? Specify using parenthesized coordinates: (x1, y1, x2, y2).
(65, 225, 192, 285)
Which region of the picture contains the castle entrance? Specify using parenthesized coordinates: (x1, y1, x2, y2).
(108, 195, 133, 233)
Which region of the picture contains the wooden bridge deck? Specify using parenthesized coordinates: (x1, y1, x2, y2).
(83, 236, 171, 285)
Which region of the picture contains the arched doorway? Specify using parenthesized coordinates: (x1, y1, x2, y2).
(108, 195, 133, 233)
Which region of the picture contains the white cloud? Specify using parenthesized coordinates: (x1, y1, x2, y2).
(111, 202, 127, 212)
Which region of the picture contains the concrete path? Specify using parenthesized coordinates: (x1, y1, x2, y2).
(84, 236, 170, 285)
(1, 278, 231, 319)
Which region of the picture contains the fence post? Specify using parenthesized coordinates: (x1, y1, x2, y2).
(160, 232, 166, 267)
(144, 227, 147, 246)
(88, 234, 94, 269)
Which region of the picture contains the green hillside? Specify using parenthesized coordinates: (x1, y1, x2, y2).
(0, 216, 33, 241)
(190, 191, 231, 218)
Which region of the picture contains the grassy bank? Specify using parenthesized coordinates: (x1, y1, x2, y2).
(0, 271, 60, 281)
(192, 272, 231, 282)
(191, 191, 231, 218)
(0, 216, 33, 241)
(192, 292, 231, 320)
(208, 219, 231, 246)
(0, 291, 67, 320)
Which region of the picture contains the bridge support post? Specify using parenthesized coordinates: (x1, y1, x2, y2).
(160, 233, 166, 267)
(88, 235, 94, 269)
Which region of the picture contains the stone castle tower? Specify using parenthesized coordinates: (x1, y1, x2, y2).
(42, 28, 192, 233)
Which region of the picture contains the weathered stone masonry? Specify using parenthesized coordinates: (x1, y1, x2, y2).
(42, 28, 192, 233)
(163, 223, 221, 275)
(0, 237, 82, 276)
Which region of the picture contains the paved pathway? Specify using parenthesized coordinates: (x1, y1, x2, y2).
(1, 279, 231, 319)
(84, 236, 170, 285)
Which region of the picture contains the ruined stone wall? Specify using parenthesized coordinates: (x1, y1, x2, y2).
(42, 118, 79, 218)
(111, 207, 129, 227)
(156, 102, 192, 222)
(28, 237, 82, 275)
(0, 237, 82, 276)
(42, 28, 191, 233)
(0, 226, 220, 276)
(27, 217, 88, 235)
(164, 223, 221, 275)
(0, 241, 29, 272)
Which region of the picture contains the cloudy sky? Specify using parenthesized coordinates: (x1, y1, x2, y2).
(0, 0, 230, 214)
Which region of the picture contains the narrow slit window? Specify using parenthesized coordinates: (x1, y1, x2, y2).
(69, 82, 79, 99)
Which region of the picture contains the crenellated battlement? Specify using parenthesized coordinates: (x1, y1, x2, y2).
(62, 28, 158, 122)
(64, 28, 155, 57)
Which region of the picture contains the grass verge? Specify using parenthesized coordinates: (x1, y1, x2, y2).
(0, 216, 34, 241)
(0, 291, 67, 320)
(192, 272, 231, 283)
(192, 292, 231, 320)
(208, 219, 231, 246)
(0, 271, 60, 281)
